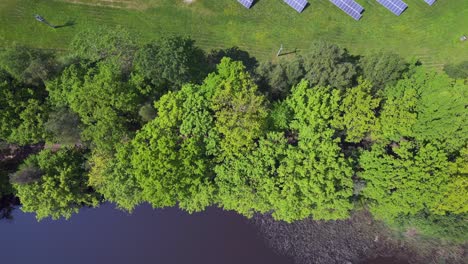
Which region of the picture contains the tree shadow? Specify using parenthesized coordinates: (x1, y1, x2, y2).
(54, 20, 76, 29)
(207, 46, 258, 73)
(0, 195, 19, 221)
(278, 48, 298, 57)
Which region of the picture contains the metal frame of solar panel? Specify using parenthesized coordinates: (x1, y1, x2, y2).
(424, 0, 436, 5)
(284, 0, 309, 13)
(237, 0, 254, 9)
(330, 0, 364, 21)
(376, 0, 408, 16)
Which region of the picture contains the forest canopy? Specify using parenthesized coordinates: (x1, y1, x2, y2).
(0, 27, 466, 243)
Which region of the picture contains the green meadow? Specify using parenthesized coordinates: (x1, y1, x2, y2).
(0, 0, 467, 67)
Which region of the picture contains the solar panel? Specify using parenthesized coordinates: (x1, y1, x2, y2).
(424, 0, 436, 5)
(376, 0, 408, 16)
(330, 0, 364, 20)
(283, 0, 309, 13)
(345, 0, 364, 13)
(237, 0, 254, 9)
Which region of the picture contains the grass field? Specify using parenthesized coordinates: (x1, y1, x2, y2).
(0, 0, 467, 68)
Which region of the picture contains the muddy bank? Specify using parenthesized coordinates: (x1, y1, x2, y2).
(252, 211, 466, 264)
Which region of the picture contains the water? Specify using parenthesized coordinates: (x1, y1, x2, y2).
(0, 203, 293, 264)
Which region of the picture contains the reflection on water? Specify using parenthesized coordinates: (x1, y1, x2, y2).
(0, 203, 293, 264)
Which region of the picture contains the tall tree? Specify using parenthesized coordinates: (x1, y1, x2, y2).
(255, 57, 304, 100)
(374, 68, 467, 153)
(443, 61, 468, 79)
(302, 41, 357, 90)
(359, 52, 408, 91)
(47, 60, 141, 152)
(88, 145, 143, 212)
(205, 57, 268, 157)
(133, 36, 207, 95)
(359, 142, 457, 221)
(360, 68, 468, 222)
(332, 80, 380, 143)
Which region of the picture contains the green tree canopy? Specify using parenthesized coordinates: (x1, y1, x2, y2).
(130, 84, 215, 212)
(332, 80, 381, 143)
(443, 61, 468, 79)
(359, 52, 408, 91)
(359, 142, 460, 221)
(44, 107, 82, 145)
(216, 80, 355, 222)
(204, 57, 268, 157)
(375, 68, 467, 153)
(12, 148, 99, 220)
(0, 70, 48, 144)
(302, 42, 357, 90)
(133, 36, 207, 94)
(47, 60, 142, 152)
(255, 57, 304, 100)
(88, 145, 143, 212)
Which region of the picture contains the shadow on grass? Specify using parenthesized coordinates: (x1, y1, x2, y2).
(54, 20, 76, 29)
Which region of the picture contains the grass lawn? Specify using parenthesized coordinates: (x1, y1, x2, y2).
(0, 0, 467, 68)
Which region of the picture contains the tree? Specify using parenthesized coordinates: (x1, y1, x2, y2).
(47, 60, 141, 152)
(0, 166, 18, 220)
(88, 145, 143, 212)
(205, 57, 270, 215)
(277, 81, 354, 221)
(302, 41, 357, 90)
(138, 103, 157, 122)
(133, 36, 207, 94)
(255, 57, 304, 100)
(443, 61, 468, 79)
(359, 67, 467, 232)
(130, 84, 215, 212)
(204, 57, 268, 157)
(359, 52, 408, 91)
(12, 149, 99, 220)
(359, 142, 454, 221)
(434, 146, 468, 215)
(0, 71, 48, 144)
(44, 107, 82, 145)
(375, 68, 467, 153)
(332, 80, 380, 143)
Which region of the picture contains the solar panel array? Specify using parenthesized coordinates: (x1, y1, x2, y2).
(330, 0, 364, 20)
(424, 0, 436, 5)
(236, 0, 436, 20)
(376, 0, 408, 16)
(237, 0, 254, 9)
(283, 0, 309, 13)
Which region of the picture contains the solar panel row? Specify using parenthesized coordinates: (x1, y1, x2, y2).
(237, 0, 436, 19)
(283, 0, 309, 13)
(424, 0, 436, 5)
(237, 0, 254, 9)
(376, 0, 408, 16)
(330, 0, 364, 20)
